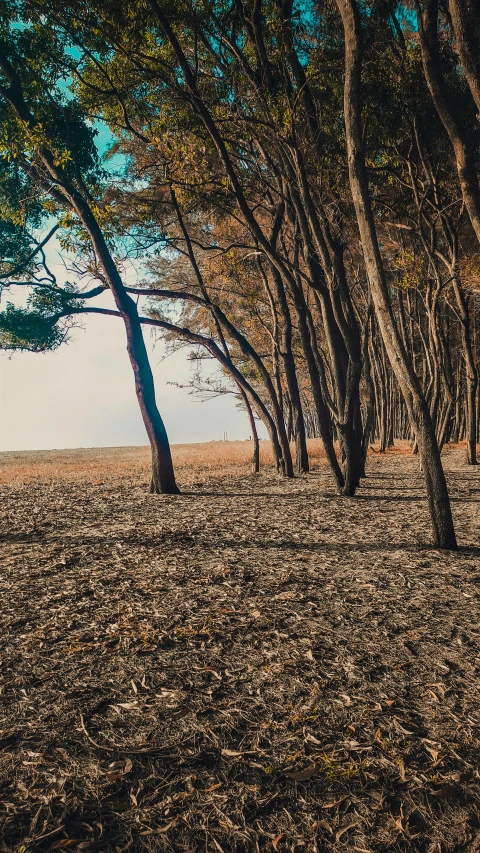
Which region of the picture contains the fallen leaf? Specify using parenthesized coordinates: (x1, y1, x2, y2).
(105, 757, 132, 780)
(284, 765, 316, 781)
(314, 819, 332, 833)
(335, 822, 358, 842)
(140, 819, 176, 836)
(430, 785, 459, 800)
(305, 733, 322, 745)
(393, 719, 414, 735)
(105, 772, 123, 782)
(323, 796, 348, 810)
(272, 835, 283, 850)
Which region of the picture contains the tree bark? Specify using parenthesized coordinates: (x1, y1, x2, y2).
(452, 276, 478, 463)
(241, 388, 260, 473)
(361, 309, 376, 466)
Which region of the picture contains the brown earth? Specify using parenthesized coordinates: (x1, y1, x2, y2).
(0, 441, 479, 853)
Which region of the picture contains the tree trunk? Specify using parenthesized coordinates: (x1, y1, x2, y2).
(416, 0, 480, 246)
(452, 276, 478, 463)
(448, 0, 480, 114)
(120, 312, 179, 495)
(74, 223, 179, 494)
(335, 0, 457, 549)
(242, 389, 260, 473)
(67, 215, 179, 495)
(361, 310, 376, 467)
(270, 264, 309, 473)
(293, 285, 345, 490)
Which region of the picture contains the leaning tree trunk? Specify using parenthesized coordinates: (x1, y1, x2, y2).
(371, 342, 388, 452)
(72, 210, 179, 495)
(120, 309, 179, 494)
(69, 211, 180, 495)
(361, 310, 376, 466)
(240, 388, 260, 473)
(448, 0, 480, 115)
(335, 0, 457, 549)
(139, 314, 286, 473)
(270, 264, 309, 474)
(291, 164, 365, 491)
(452, 275, 478, 464)
(285, 258, 345, 489)
(416, 0, 480, 247)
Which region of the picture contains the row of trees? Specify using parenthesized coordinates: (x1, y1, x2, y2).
(1, 0, 480, 550)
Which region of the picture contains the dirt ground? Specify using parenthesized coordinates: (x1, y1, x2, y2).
(0, 441, 479, 853)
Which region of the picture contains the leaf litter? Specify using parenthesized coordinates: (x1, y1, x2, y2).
(0, 442, 479, 852)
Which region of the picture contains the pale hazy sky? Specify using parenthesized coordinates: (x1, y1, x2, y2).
(0, 298, 265, 452)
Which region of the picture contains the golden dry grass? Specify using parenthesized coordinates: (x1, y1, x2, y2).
(0, 439, 328, 485)
(0, 439, 475, 486)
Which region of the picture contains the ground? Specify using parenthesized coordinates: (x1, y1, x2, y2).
(0, 441, 479, 853)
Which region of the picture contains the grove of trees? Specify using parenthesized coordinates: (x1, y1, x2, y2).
(1, 0, 480, 549)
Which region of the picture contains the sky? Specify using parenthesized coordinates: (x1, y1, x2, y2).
(0, 308, 265, 451)
(0, 237, 266, 452)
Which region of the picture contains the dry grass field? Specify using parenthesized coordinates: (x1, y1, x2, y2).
(0, 440, 329, 485)
(0, 441, 479, 853)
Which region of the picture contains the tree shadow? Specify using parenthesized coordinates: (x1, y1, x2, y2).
(177, 489, 479, 504)
(2, 529, 479, 558)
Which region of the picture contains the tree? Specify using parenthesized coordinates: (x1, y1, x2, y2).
(0, 16, 179, 493)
